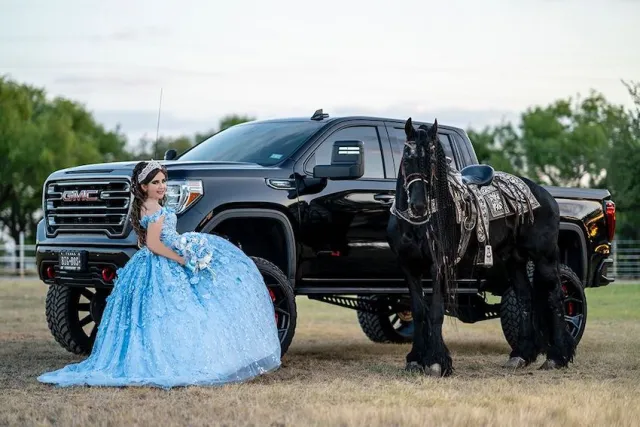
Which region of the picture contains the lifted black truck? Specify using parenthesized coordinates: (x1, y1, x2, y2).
(36, 110, 616, 357)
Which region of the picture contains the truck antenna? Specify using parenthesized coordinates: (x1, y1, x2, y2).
(154, 88, 163, 159)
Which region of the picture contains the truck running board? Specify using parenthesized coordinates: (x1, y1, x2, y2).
(296, 286, 480, 295)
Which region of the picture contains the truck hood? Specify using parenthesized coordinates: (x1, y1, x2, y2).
(47, 160, 274, 180)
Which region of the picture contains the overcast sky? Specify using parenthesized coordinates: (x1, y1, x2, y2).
(1, 0, 638, 145)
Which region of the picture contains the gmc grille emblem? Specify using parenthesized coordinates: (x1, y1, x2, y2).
(62, 189, 100, 202)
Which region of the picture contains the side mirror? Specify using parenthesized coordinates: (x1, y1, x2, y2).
(313, 140, 365, 180)
(164, 149, 178, 160)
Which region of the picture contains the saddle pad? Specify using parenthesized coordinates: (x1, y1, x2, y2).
(478, 172, 541, 222)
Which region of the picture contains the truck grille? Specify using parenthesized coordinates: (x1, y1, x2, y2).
(44, 178, 132, 237)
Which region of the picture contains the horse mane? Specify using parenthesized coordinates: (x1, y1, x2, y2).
(421, 126, 459, 301)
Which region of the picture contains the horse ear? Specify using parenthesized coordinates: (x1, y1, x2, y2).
(427, 118, 439, 139)
(404, 117, 415, 140)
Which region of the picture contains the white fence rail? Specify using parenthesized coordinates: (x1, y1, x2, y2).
(1, 233, 640, 281)
(0, 232, 37, 277)
(611, 240, 640, 280)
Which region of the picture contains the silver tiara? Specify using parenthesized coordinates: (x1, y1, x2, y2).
(137, 160, 163, 182)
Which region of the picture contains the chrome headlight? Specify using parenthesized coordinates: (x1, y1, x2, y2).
(165, 180, 204, 214)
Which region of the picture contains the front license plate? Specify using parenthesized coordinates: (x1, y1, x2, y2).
(58, 250, 87, 272)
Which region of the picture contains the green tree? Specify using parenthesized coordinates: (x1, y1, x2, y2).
(192, 114, 255, 146)
(468, 91, 630, 188)
(517, 91, 627, 188)
(218, 114, 254, 132)
(137, 135, 194, 160)
(0, 75, 129, 246)
(606, 80, 640, 239)
(467, 123, 522, 175)
(137, 114, 256, 159)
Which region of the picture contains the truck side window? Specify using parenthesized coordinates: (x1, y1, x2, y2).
(387, 126, 458, 172)
(306, 125, 386, 179)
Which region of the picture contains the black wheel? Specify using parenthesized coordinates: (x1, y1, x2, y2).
(356, 295, 414, 344)
(45, 285, 110, 355)
(500, 263, 587, 350)
(250, 257, 297, 357)
(557, 264, 587, 344)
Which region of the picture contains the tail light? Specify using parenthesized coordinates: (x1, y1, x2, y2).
(605, 200, 616, 242)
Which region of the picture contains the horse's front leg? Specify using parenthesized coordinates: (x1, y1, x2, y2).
(400, 260, 428, 373)
(424, 265, 453, 377)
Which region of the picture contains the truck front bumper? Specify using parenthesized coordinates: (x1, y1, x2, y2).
(37, 245, 138, 289)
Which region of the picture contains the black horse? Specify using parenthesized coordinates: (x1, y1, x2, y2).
(387, 117, 576, 377)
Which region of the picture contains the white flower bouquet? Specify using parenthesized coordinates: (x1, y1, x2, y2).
(174, 236, 213, 283)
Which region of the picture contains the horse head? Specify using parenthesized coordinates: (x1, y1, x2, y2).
(398, 117, 442, 220)
(396, 117, 460, 276)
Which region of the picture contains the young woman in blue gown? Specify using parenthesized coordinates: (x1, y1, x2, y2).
(38, 160, 281, 388)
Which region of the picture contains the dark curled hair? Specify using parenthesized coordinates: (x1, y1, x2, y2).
(432, 138, 458, 287)
(420, 126, 459, 298)
(130, 161, 168, 247)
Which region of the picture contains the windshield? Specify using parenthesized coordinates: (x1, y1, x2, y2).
(178, 120, 325, 165)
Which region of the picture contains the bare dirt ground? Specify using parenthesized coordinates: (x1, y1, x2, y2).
(1, 280, 639, 427)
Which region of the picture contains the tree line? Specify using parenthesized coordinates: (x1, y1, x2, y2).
(1, 74, 638, 245)
(468, 81, 640, 239)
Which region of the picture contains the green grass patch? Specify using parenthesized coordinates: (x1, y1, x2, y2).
(586, 283, 640, 321)
(475, 283, 639, 322)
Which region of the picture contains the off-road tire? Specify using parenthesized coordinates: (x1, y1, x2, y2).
(356, 295, 413, 344)
(46, 258, 298, 358)
(251, 256, 297, 357)
(500, 263, 587, 350)
(45, 285, 104, 355)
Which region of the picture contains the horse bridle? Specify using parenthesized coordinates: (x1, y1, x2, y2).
(393, 135, 476, 265)
(401, 139, 438, 213)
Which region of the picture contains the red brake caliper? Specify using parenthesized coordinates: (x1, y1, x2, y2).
(562, 285, 574, 316)
(268, 288, 279, 324)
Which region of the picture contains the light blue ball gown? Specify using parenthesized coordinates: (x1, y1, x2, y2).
(38, 206, 281, 388)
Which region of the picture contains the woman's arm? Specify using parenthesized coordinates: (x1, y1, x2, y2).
(146, 215, 186, 265)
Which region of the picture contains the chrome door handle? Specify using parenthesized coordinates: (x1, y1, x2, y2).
(374, 194, 394, 204)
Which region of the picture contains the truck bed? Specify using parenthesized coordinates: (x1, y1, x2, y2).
(544, 186, 611, 201)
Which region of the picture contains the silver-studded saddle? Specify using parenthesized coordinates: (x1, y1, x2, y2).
(448, 165, 541, 267)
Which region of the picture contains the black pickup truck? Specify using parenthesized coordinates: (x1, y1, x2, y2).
(36, 110, 616, 357)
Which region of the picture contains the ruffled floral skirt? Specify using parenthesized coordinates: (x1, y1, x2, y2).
(38, 234, 281, 388)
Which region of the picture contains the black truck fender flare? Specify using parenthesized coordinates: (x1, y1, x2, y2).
(559, 221, 588, 286)
(200, 208, 297, 282)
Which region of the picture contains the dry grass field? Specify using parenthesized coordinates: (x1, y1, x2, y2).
(1, 279, 639, 427)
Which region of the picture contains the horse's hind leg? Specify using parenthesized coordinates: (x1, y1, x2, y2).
(503, 259, 539, 369)
(534, 251, 576, 369)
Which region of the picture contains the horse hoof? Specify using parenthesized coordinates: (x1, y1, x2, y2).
(428, 363, 442, 377)
(405, 361, 424, 373)
(503, 356, 527, 369)
(539, 359, 560, 370)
